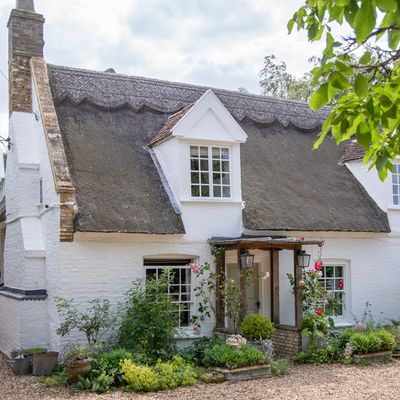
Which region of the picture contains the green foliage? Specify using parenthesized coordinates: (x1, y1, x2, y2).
(77, 372, 115, 393)
(120, 356, 197, 392)
(259, 55, 314, 101)
(179, 335, 224, 365)
(240, 314, 275, 341)
(41, 368, 69, 388)
(289, 0, 400, 179)
(63, 343, 93, 366)
(271, 358, 289, 376)
(296, 348, 330, 364)
(55, 296, 116, 345)
(203, 344, 268, 369)
(92, 348, 132, 386)
(350, 329, 395, 354)
(384, 324, 400, 351)
(118, 270, 177, 362)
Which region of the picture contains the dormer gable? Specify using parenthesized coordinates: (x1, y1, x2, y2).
(149, 89, 247, 147)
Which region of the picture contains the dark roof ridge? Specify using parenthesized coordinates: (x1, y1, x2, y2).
(46, 63, 330, 110)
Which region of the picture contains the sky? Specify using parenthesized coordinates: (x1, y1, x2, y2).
(0, 0, 325, 137)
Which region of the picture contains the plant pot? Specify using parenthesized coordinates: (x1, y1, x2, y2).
(32, 351, 59, 376)
(66, 358, 92, 379)
(11, 357, 31, 376)
(247, 341, 263, 352)
(352, 350, 393, 363)
(215, 364, 271, 381)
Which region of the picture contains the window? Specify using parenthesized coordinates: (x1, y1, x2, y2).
(318, 264, 345, 317)
(190, 145, 230, 198)
(144, 259, 192, 327)
(392, 164, 400, 205)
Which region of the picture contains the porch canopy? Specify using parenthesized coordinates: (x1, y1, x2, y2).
(209, 235, 323, 334)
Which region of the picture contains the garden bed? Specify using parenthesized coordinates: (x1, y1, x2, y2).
(352, 350, 392, 363)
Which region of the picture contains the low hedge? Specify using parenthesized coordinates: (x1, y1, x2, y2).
(350, 329, 395, 354)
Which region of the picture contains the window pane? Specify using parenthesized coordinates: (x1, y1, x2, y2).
(191, 172, 199, 184)
(393, 185, 398, 195)
(223, 186, 231, 197)
(212, 147, 220, 159)
(221, 161, 230, 172)
(325, 266, 334, 278)
(214, 186, 221, 197)
(201, 173, 209, 184)
(200, 160, 209, 171)
(190, 159, 199, 171)
(191, 185, 200, 197)
(200, 146, 208, 158)
(222, 173, 230, 184)
(201, 186, 210, 197)
(213, 160, 221, 172)
(213, 173, 221, 184)
(221, 148, 229, 159)
(146, 269, 157, 278)
(190, 146, 198, 157)
(336, 266, 343, 277)
(394, 196, 399, 205)
(325, 279, 334, 291)
(392, 174, 398, 184)
(335, 279, 344, 290)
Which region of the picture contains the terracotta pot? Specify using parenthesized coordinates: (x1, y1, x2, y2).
(66, 358, 92, 378)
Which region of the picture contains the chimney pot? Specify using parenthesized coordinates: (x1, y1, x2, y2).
(16, 0, 35, 12)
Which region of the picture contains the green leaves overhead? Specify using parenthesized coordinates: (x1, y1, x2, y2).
(288, 0, 400, 180)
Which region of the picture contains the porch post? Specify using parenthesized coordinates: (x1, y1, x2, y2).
(294, 247, 303, 329)
(271, 249, 280, 325)
(238, 249, 247, 321)
(215, 249, 226, 329)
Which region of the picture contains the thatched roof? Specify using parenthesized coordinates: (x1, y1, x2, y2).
(48, 64, 390, 234)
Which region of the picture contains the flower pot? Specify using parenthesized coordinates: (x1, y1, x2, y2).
(66, 358, 92, 379)
(11, 357, 31, 376)
(32, 351, 59, 376)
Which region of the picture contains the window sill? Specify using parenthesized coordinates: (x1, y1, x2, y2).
(181, 198, 242, 204)
(333, 320, 353, 328)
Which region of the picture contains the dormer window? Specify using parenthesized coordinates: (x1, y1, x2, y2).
(392, 163, 400, 205)
(190, 145, 231, 198)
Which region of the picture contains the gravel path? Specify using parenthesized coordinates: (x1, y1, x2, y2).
(2, 354, 400, 400)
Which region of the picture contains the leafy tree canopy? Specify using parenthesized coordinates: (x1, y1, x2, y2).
(289, 0, 400, 179)
(259, 55, 314, 101)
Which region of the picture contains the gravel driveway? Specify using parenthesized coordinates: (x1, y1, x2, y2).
(2, 354, 400, 400)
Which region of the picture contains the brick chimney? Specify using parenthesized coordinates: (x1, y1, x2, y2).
(8, 0, 45, 115)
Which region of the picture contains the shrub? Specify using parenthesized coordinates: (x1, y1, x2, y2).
(180, 335, 223, 365)
(384, 325, 400, 351)
(120, 356, 197, 392)
(119, 270, 178, 362)
(120, 360, 158, 392)
(350, 329, 395, 354)
(77, 372, 115, 393)
(92, 348, 132, 385)
(271, 358, 289, 376)
(55, 296, 116, 345)
(296, 348, 329, 364)
(203, 344, 268, 369)
(41, 369, 69, 388)
(240, 314, 275, 341)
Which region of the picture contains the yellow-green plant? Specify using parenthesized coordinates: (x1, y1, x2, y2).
(120, 360, 158, 392)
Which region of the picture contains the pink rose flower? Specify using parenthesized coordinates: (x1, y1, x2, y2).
(298, 280, 305, 287)
(189, 263, 200, 273)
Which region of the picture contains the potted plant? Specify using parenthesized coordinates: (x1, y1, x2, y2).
(63, 343, 92, 379)
(32, 350, 59, 376)
(240, 313, 275, 352)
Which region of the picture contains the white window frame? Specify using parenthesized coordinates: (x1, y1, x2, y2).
(189, 144, 232, 200)
(144, 264, 193, 328)
(317, 260, 351, 323)
(390, 162, 400, 208)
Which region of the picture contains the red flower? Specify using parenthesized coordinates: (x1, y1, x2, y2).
(300, 237, 305, 241)
(316, 308, 323, 316)
(314, 261, 323, 270)
(338, 280, 344, 290)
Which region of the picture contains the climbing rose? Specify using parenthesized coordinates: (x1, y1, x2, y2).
(298, 280, 305, 287)
(189, 263, 200, 274)
(314, 261, 323, 270)
(316, 308, 323, 316)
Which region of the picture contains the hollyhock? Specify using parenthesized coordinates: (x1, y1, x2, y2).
(314, 261, 323, 270)
(316, 308, 323, 316)
(298, 280, 305, 287)
(338, 280, 344, 289)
